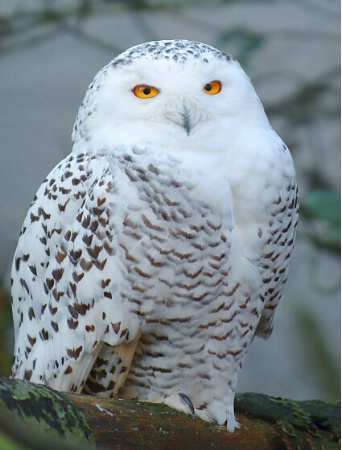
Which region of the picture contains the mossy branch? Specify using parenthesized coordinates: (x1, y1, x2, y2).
(0, 377, 339, 450)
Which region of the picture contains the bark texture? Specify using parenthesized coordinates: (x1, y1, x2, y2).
(0, 377, 339, 450)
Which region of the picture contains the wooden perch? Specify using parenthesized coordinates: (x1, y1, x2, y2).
(0, 377, 339, 450)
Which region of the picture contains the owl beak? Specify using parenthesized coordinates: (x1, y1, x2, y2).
(165, 98, 203, 136)
(180, 104, 191, 136)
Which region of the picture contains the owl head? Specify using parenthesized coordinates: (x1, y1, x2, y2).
(72, 40, 269, 154)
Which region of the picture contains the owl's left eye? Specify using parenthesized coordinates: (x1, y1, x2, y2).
(132, 85, 160, 98)
(203, 80, 222, 95)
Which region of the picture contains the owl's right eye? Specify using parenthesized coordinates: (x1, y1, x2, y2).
(132, 85, 159, 98)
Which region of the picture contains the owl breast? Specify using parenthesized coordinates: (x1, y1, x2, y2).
(107, 146, 263, 413)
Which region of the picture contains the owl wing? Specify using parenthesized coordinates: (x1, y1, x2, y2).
(255, 146, 299, 339)
(11, 150, 140, 392)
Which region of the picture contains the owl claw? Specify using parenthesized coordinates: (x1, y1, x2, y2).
(162, 392, 195, 416)
(162, 392, 215, 422)
(178, 392, 195, 415)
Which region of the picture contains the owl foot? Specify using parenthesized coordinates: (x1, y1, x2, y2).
(162, 392, 213, 422)
(162, 392, 195, 416)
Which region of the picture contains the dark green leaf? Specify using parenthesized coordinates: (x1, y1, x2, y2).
(301, 189, 340, 226)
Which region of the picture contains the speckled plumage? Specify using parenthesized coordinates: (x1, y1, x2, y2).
(11, 40, 298, 431)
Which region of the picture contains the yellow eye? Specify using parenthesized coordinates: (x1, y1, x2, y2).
(132, 85, 159, 98)
(203, 80, 222, 95)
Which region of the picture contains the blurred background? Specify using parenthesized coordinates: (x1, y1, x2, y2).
(0, 0, 340, 401)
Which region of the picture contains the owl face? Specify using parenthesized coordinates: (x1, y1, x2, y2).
(73, 40, 268, 154)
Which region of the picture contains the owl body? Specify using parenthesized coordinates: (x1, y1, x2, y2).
(11, 40, 298, 431)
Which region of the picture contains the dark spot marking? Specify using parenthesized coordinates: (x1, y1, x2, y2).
(51, 321, 59, 332)
(111, 322, 121, 333)
(52, 268, 64, 281)
(28, 307, 35, 320)
(30, 212, 39, 222)
(84, 379, 107, 393)
(64, 230, 71, 241)
(227, 349, 243, 357)
(28, 335, 36, 346)
(59, 187, 71, 194)
(87, 245, 102, 260)
(67, 346, 83, 359)
(82, 234, 93, 246)
(101, 279, 111, 288)
(39, 329, 49, 341)
(120, 328, 128, 338)
(64, 365, 73, 374)
(20, 278, 30, 294)
(107, 380, 116, 391)
(82, 215, 91, 228)
(69, 249, 82, 265)
(148, 164, 160, 175)
(134, 266, 152, 278)
(52, 289, 64, 302)
(15, 257, 21, 271)
(92, 207, 103, 217)
(38, 207, 51, 220)
(90, 221, 99, 233)
(67, 318, 79, 330)
(97, 197, 106, 207)
(24, 370, 32, 381)
(80, 258, 93, 271)
(69, 303, 90, 319)
(58, 199, 70, 212)
(94, 259, 107, 271)
(70, 282, 77, 297)
(56, 251, 67, 263)
(70, 232, 79, 243)
(72, 271, 85, 282)
(28, 265, 37, 276)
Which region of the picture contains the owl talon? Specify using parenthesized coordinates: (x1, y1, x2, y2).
(178, 393, 195, 415)
(162, 392, 215, 422)
(162, 392, 196, 416)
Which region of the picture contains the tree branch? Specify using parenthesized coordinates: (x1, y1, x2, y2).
(0, 377, 339, 449)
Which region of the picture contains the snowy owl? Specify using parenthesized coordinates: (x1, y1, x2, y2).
(11, 40, 298, 431)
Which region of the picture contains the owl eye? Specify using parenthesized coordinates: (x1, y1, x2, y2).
(132, 85, 159, 98)
(203, 80, 222, 95)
